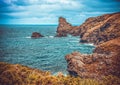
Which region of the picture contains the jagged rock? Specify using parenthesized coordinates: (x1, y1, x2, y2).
(56, 17, 72, 37)
(56, 12, 120, 45)
(65, 38, 120, 79)
(31, 32, 44, 38)
(56, 17, 80, 37)
(79, 12, 120, 45)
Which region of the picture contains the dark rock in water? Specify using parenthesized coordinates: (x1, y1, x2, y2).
(31, 32, 44, 38)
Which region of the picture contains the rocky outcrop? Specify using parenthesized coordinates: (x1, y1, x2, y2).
(56, 12, 120, 45)
(65, 38, 120, 79)
(31, 32, 44, 38)
(57, 13, 120, 79)
(80, 12, 120, 45)
(56, 17, 72, 37)
(56, 17, 80, 37)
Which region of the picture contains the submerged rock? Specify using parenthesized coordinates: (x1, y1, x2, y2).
(31, 32, 44, 38)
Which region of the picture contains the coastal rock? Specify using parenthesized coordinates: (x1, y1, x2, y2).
(65, 38, 120, 79)
(56, 17, 80, 37)
(56, 12, 120, 45)
(31, 32, 44, 38)
(56, 17, 72, 37)
(79, 12, 120, 45)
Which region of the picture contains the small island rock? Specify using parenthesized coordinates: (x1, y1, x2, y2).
(31, 32, 44, 38)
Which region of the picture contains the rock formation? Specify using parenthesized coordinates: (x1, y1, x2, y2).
(56, 12, 120, 45)
(65, 38, 120, 79)
(65, 12, 120, 79)
(31, 32, 44, 38)
(80, 12, 120, 45)
(56, 17, 80, 37)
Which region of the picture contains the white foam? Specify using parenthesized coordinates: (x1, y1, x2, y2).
(25, 36, 31, 38)
(87, 43, 94, 46)
(70, 41, 79, 43)
(48, 36, 54, 38)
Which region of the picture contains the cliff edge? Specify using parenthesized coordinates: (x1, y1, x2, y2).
(65, 12, 120, 79)
(56, 12, 120, 45)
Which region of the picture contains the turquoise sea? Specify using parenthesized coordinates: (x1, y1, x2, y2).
(0, 25, 95, 75)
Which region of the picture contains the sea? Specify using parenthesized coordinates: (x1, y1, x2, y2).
(0, 25, 95, 75)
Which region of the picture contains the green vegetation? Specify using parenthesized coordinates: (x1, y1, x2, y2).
(0, 62, 120, 85)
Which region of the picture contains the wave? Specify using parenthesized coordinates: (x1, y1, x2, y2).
(70, 40, 79, 43)
(45, 36, 54, 38)
(49, 36, 54, 38)
(25, 36, 31, 39)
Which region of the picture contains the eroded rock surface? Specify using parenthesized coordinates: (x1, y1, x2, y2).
(56, 12, 120, 45)
(56, 17, 80, 37)
(65, 38, 120, 79)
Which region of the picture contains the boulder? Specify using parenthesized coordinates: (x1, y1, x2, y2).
(31, 32, 44, 38)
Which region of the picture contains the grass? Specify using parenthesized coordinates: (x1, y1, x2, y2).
(0, 62, 120, 85)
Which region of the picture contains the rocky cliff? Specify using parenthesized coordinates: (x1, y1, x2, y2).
(56, 12, 120, 45)
(80, 12, 120, 45)
(65, 12, 120, 79)
(65, 38, 120, 79)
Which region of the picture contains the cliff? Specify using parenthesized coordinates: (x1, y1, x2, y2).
(80, 12, 120, 45)
(65, 12, 120, 79)
(65, 38, 120, 79)
(56, 12, 120, 45)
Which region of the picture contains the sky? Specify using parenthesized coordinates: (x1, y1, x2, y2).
(0, 0, 120, 25)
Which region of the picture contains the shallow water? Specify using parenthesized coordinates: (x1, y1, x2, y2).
(0, 25, 95, 74)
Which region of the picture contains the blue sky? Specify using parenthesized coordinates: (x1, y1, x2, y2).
(0, 0, 120, 25)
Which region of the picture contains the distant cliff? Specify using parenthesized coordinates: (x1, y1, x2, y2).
(56, 12, 120, 45)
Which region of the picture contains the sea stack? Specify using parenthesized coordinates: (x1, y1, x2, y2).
(31, 32, 44, 38)
(56, 17, 73, 37)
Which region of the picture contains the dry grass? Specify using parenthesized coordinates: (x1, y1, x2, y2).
(0, 62, 120, 85)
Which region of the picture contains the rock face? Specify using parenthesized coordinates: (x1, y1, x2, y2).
(56, 12, 120, 45)
(65, 38, 120, 79)
(31, 32, 44, 38)
(56, 17, 72, 37)
(64, 12, 120, 79)
(80, 12, 120, 45)
(56, 17, 80, 37)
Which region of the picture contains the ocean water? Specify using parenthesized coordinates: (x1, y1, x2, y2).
(0, 25, 95, 75)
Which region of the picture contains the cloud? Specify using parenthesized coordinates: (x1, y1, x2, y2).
(0, 0, 120, 24)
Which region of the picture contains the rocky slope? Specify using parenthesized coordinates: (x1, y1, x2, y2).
(64, 12, 120, 79)
(80, 12, 120, 45)
(56, 12, 120, 45)
(65, 37, 120, 79)
(1, 62, 113, 85)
